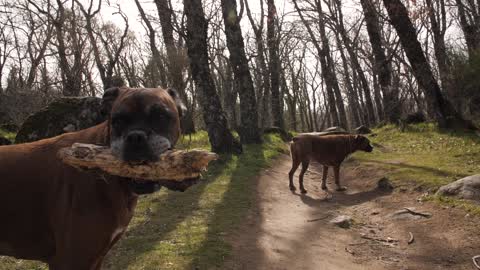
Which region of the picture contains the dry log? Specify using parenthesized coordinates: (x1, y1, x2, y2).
(58, 143, 218, 181)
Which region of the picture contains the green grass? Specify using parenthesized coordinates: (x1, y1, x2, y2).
(1, 131, 287, 269)
(0, 128, 15, 142)
(354, 123, 480, 212)
(103, 132, 286, 269)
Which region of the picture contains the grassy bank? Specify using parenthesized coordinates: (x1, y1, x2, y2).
(354, 123, 480, 213)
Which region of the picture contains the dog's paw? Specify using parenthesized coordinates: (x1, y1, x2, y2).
(336, 186, 347, 192)
(289, 185, 296, 191)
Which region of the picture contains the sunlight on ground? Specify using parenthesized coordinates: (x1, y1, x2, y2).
(102, 133, 287, 269)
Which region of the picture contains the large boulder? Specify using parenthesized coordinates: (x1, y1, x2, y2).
(404, 112, 426, 124)
(15, 97, 105, 143)
(324, 126, 347, 133)
(263, 126, 293, 141)
(0, 136, 11, 146)
(355, 125, 372, 134)
(436, 175, 480, 202)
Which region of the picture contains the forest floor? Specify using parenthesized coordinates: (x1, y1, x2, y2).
(224, 155, 480, 270)
(1, 125, 479, 269)
(225, 124, 480, 270)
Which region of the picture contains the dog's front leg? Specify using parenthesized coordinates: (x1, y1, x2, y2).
(321, 165, 328, 190)
(333, 165, 347, 191)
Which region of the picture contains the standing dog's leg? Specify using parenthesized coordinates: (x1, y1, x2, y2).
(333, 165, 346, 191)
(321, 165, 329, 190)
(289, 159, 300, 191)
(299, 160, 310, 194)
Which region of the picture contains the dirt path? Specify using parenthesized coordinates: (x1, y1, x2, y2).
(225, 154, 480, 270)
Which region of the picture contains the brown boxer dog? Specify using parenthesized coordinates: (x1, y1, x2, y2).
(288, 134, 373, 194)
(0, 87, 188, 270)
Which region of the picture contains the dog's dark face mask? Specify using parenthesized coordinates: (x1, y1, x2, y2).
(355, 135, 374, 152)
(102, 87, 184, 163)
(102, 87, 190, 194)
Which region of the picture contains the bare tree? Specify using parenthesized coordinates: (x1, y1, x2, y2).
(220, 0, 262, 143)
(184, 0, 242, 153)
(134, 0, 167, 87)
(383, 0, 474, 129)
(267, 0, 284, 130)
(360, 0, 400, 123)
(75, 0, 129, 89)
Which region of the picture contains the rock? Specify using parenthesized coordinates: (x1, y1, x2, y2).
(324, 126, 347, 133)
(436, 175, 480, 202)
(0, 136, 11, 145)
(16, 97, 104, 143)
(330, 215, 352, 228)
(263, 126, 293, 141)
(355, 125, 372, 134)
(404, 112, 426, 124)
(377, 177, 394, 191)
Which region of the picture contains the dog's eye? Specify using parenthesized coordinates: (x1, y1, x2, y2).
(112, 115, 129, 128)
(149, 106, 172, 122)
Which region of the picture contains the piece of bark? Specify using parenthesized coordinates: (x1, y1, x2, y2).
(58, 143, 218, 181)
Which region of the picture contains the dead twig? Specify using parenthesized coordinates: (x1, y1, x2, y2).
(403, 207, 432, 218)
(345, 247, 355, 255)
(360, 234, 398, 247)
(348, 241, 367, 246)
(307, 215, 330, 222)
(407, 232, 414, 244)
(473, 255, 480, 270)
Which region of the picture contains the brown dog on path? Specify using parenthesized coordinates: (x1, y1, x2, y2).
(288, 134, 373, 194)
(0, 87, 187, 270)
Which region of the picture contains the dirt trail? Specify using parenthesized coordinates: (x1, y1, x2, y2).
(225, 154, 480, 270)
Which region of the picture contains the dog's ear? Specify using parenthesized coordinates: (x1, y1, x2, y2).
(101, 87, 120, 117)
(167, 87, 187, 118)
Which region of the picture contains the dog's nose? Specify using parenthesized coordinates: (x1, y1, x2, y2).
(126, 130, 148, 145)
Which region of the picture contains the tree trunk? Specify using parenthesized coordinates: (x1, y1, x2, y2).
(425, 0, 450, 90)
(134, 0, 167, 88)
(153, 0, 195, 134)
(220, 0, 262, 143)
(267, 0, 285, 130)
(292, 0, 341, 128)
(184, 0, 242, 153)
(335, 33, 361, 128)
(383, 0, 474, 129)
(315, 0, 348, 128)
(361, 0, 399, 124)
(455, 0, 480, 59)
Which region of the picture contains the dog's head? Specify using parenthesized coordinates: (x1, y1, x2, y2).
(354, 135, 373, 153)
(102, 87, 185, 163)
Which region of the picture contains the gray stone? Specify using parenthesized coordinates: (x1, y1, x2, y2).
(355, 125, 372, 134)
(330, 215, 352, 228)
(436, 175, 480, 202)
(324, 126, 347, 133)
(377, 177, 394, 191)
(0, 136, 11, 145)
(16, 97, 104, 143)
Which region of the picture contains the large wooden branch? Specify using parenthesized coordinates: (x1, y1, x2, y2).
(58, 143, 218, 181)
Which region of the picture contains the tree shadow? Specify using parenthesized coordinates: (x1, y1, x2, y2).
(360, 159, 469, 179)
(292, 187, 392, 208)
(103, 154, 234, 269)
(184, 144, 270, 270)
